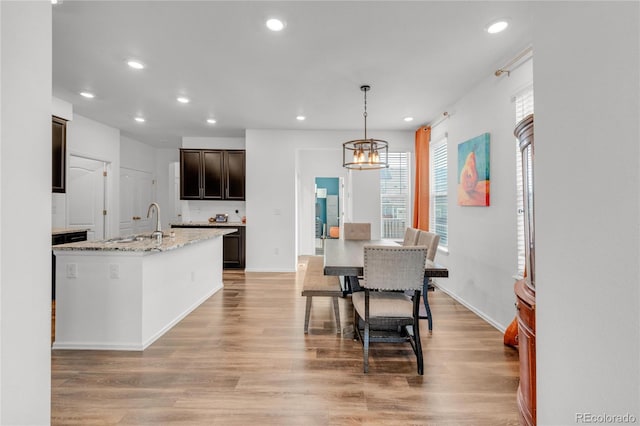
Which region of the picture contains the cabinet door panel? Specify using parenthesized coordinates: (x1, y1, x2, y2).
(203, 151, 223, 199)
(225, 151, 245, 200)
(223, 228, 245, 268)
(52, 116, 66, 193)
(180, 150, 202, 199)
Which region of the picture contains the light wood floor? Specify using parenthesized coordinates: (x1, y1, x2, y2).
(51, 258, 520, 425)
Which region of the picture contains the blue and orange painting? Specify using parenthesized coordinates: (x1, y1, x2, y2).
(457, 133, 490, 206)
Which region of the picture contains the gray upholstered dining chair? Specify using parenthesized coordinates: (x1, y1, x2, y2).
(343, 222, 371, 240)
(416, 230, 440, 262)
(402, 227, 420, 246)
(352, 245, 428, 374)
(416, 230, 441, 331)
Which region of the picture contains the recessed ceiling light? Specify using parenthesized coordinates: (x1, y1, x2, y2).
(127, 60, 145, 70)
(134, 117, 145, 123)
(177, 96, 190, 104)
(206, 118, 217, 124)
(486, 19, 509, 34)
(296, 115, 306, 121)
(266, 18, 285, 31)
(403, 116, 414, 122)
(80, 91, 95, 99)
(51, 0, 61, 4)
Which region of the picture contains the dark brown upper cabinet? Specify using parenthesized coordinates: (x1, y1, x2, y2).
(180, 149, 245, 200)
(52, 116, 67, 193)
(224, 150, 245, 200)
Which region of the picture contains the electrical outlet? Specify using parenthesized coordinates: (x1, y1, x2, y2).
(109, 264, 119, 279)
(66, 263, 77, 278)
(190, 271, 196, 282)
(274, 247, 279, 255)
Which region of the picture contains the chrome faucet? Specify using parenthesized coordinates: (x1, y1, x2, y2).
(147, 202, 162, 242)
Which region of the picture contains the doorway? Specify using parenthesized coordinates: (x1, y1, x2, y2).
(315, 177, 340, 255)
(67, 155, 109, 241)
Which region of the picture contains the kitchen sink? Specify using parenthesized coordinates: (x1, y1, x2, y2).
(106, 233, 171, 243)
(106, 236, 139, 243)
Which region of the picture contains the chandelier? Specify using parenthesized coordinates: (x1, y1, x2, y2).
(342, 85, 389, 170)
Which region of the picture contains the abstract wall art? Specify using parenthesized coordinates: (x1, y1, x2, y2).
(457, 133, 490, 206)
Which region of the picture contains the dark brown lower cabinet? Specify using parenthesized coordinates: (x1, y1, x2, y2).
(221, 228, 245, 269)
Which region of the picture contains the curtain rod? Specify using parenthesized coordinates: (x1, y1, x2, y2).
(495, 46, 533, 77)
(428, 111, 449, 128)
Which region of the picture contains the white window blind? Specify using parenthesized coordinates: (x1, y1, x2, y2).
(514, 86, 534, 276)
(380, 152, 410, 239)
(430, 137, 448, 247)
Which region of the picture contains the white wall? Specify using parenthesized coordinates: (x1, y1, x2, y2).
(52, 96, 73, 121)
(0, 2, 52, 423)
(533, 2, 639, 423)
(121, 135, 156, 172)
(245, 129, 413, 272)
(66, 114, 120, 238)
(433, 59, 533, 331)
(182, 136, 245, 150)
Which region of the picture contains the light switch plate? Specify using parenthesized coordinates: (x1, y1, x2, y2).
(66, 263, 77, 278)
(109, 264, 119, 279)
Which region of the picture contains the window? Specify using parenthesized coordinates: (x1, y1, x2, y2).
(514, 86, 534, 277)
(430, 137, 448, 247)
(380, 152, 410, 239)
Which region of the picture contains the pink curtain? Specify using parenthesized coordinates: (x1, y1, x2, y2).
(413, 126, 431, 230)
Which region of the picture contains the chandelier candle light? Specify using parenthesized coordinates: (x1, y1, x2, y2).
(342, 85, 389, 170)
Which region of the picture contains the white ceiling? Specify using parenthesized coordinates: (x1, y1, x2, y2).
(52, 1, 533, 148)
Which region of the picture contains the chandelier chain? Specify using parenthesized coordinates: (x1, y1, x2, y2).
(363, 88, 368, 140)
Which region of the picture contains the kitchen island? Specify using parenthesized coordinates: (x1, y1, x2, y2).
(52, 228, 235, 351)
(171, 221, 246, 269)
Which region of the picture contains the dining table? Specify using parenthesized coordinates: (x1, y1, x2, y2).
(323, 238, 449, 328)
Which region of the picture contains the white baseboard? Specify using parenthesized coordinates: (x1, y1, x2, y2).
(243, 267, 296, 273)
(52, 341, 144, 351)
(435, 284, 506, 333)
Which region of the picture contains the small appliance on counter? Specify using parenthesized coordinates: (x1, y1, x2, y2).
(212, 213, 228, 223)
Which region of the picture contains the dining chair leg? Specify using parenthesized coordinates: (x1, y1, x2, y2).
(422, 277, 433, 331)
(363, 321, 370, 373)
(413, 291, 424, 375)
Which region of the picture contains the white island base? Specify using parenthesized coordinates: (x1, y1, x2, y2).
(53, 235, 223, 351)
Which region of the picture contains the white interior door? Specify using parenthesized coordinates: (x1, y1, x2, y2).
(67, 155, 107, 241)
(135, 170, 154, 233)
(119, 169, 135, 236)
(120, 168, 155, 236)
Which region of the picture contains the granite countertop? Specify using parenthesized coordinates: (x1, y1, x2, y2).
(52, 228, 90, 236)
(52, 228, 236, 253)
(170, 221, 246, 227)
